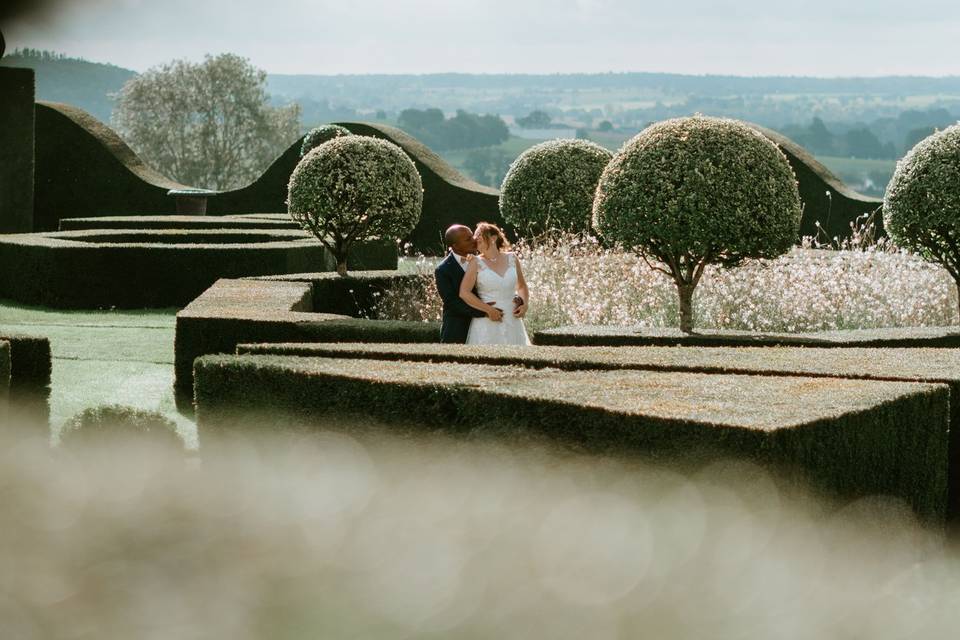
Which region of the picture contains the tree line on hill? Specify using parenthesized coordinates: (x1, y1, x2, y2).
(396, 108, 509, 151)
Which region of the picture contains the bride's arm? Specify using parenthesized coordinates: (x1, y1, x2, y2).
(514, 254, 530, 318)
(459, 261, 503, 320)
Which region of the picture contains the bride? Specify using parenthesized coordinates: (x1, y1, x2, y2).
(459, 222, 531, 346)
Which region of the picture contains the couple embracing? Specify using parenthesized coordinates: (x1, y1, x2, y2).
(434, 222, 531, 346)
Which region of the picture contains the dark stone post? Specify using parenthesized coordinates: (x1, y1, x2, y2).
(0, 32, 36, 233)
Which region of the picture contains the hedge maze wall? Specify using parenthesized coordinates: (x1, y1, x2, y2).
(174, 276, 439, 391)
(33, 101, 187, 232)
(235, 341, 960, 521)
(0, 332, 52, 427)
(0, 67, 35, 233)
(194, 353, 951, 523)
(22, 101, 879, 250)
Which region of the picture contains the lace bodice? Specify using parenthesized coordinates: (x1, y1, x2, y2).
(474, 253, 518, 305)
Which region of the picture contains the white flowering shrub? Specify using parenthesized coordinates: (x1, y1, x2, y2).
(499, 139, 613, 237)
(593, 116, 802, 332)
(883, 123, 960, 318)
(288, 136, 422, 276)
(300, 124, 352, 157)
(377, 235, 956, 333)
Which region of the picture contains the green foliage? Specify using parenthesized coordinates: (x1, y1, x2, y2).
(883, 124, 960, 291)
(0, 340, 9, 401)
(112, 53, 301, 190)
(593, 115, 802, 331)
(0, 333, 52, 391)
(500, 139, 612, 236)
(60, 405, 184, 449)
(516, 110, 552, 129)
(300, 124, 351, 157)
(288, 136, 423, 275)
(194, 353, 950, 521)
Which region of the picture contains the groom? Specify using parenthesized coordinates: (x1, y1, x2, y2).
(435, 224, 503, 343)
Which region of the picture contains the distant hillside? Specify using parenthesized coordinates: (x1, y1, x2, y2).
(0, 49, 135, 122)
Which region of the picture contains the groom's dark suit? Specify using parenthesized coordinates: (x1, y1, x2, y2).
(435, 252, 486, 343)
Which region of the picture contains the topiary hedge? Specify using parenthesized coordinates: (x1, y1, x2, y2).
(0, 340, 9, 407)
(883, 123, 960, 318)
(236, 340, 960, 521)
(288, 136, 422, 275)
(593, 116, 802, 332)
(60, 405, 185, 450)
(194, 353, 950, 523)
(300, 124, 352, 156)
(0, 229, 396, 308)
(174, 277, 441, 391)
(499, 139, 612, 237)
(533, 324, 960, 348)
(0, 332, 52, 426)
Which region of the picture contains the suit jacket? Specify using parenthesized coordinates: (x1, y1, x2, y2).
(435, 253, 486, 343)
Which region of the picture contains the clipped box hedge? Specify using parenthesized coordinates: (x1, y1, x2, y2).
(0, 229, 397, 309)
(195, 354, 951, 523)
(59, 214, 299, 231)
(0, 340, 9, 407)
(174, 277, 439, 391)
(259, 270, 427, 317)
(236, 341, 960, 520)
(534, 325, 960, 348)
(0, 332, 52, 426)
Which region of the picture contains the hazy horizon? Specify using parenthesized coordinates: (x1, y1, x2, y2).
(4, 0, 959, 77)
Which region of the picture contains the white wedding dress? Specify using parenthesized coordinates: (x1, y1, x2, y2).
(466, 253, 531, 346)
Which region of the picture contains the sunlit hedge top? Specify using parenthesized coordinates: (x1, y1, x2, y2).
(593, 116, 802, 266)
(288, 136, 422, 241)
(300, 124, 352, 156)
(499, 139, 613, 236)
(883, 123, 960, 274)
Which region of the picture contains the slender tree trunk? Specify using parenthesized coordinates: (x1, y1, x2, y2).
(336, 257, 348, 277)
(677, 282, 695, 333)
(956, 279, 960, 324)
(335, 240, 348, 277)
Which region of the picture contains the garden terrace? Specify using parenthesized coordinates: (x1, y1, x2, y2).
(236, 341, 960, 520)
(174, 275, 439, 391)
(0, 228, 396, 308)
(59, 214, 299, 231)
(535, 325, 960, 348)
(193, 353, 950, 523)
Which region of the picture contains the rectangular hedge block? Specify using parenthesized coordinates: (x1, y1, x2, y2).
(174, 278, 439, 391)
(194, 354, 951, 523)
(0, 333, 53, 391)
(534, 325, 960, 348)
(0, 333, 52, 427)
(235, 342, 960, 521)
(0, 340, 10, 410)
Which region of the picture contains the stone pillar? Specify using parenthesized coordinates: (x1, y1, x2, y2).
(0, 66, 35, 233)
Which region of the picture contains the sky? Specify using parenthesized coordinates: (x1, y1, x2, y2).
(3, 0, 960, 77)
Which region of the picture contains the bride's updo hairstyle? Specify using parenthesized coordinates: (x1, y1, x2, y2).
(475, 222, 511, 251)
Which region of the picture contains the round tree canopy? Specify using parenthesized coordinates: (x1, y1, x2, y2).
(288, 135, 422, 246)
(883, 123, 960, 275)
(499, 138, 613, 236)
(300, 124, 352, 157)
(593, 115, 802, 267)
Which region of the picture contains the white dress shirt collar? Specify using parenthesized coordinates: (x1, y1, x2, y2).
(451, 251, 468, 271)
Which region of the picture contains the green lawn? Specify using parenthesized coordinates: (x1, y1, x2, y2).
(0, 300, 196, 444)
